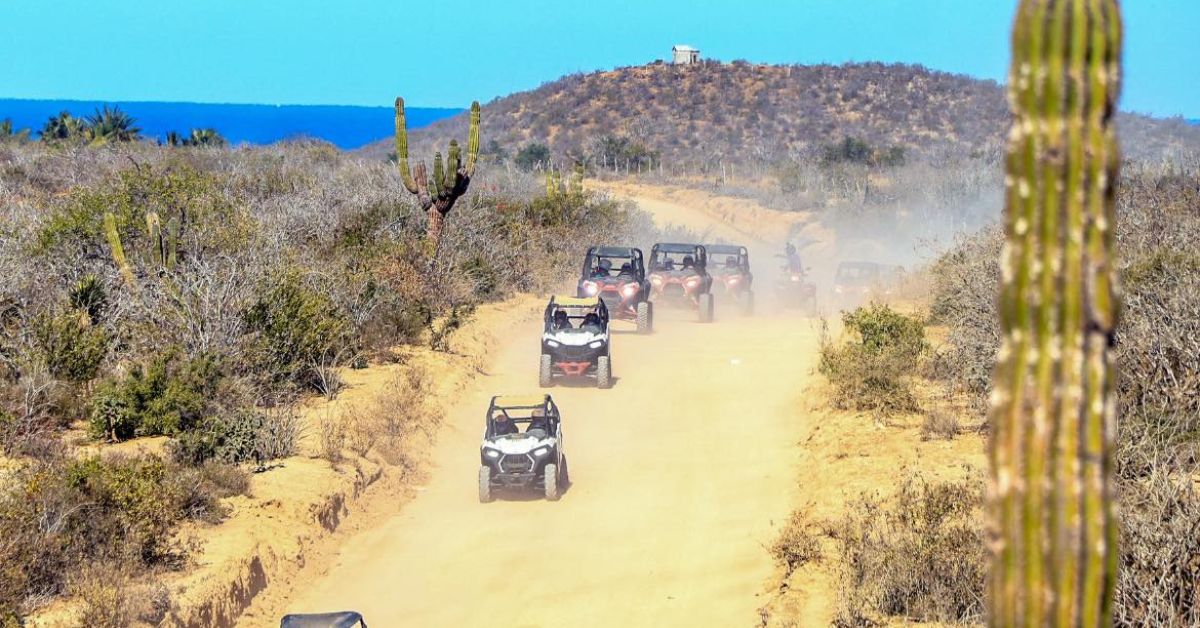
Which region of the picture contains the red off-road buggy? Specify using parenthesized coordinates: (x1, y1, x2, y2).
(706, 243, 755, 316)
(648, 243, 715, 323)
(576, 246, 653, 334)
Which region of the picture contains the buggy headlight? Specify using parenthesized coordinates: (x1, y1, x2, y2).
(484, 449, 501, 459)
(588, 341, 603, 349)
(547, 340, 560, 348)
(621, 283, 639, 297)
(685, 277, 700, 286)
(728, 277, 740, 284)
(582, 281, 599, 296)
(791, 275, 802, 282)
(650, 275, 663, 285)
(532, 447, 551, 458)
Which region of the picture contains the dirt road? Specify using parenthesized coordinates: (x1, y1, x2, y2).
(267, 187, 818, 627)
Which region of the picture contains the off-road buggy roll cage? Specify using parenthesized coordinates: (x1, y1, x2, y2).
(649, 243, 709, 272)
(280, 612, 367, 628)
(543, 295, 610, 333)
(705, 244, 750, 273)
(580, 246, 646, 281)
(484, 394, 561, 439)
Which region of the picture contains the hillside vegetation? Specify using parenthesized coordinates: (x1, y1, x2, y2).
(370, 61, 1200, 171)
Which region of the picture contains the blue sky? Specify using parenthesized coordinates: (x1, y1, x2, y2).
(2, 0, 1196, 118)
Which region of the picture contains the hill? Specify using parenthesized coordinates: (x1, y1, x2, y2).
(362, 61, 1200, 168)
(0, 99, 460, 149)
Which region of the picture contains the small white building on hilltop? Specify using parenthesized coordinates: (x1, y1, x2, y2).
(672, 45, 700, 65)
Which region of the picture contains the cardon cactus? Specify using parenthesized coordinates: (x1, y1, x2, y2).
(103, 211, 136, 288)
(394, 97, 480, 250)
(988, 1, 1122, 626)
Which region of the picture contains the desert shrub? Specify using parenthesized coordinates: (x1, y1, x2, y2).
(0, 453, 244, 619)
(832, 477, 985, 626)
(88, 350, 221, 441)
(1116, 469, 1200, 626)
(33, 310, 108, 384)
(514, 142, 551, 171)
(769, 509, 822, 578)
(819, 305, 926, 414)
(822, 137, 874, 166)
(920, 408, 961, 441)
(243, 272, 355, 392)
(170, 406, 299, 466)
(928, 227, 1003, 409)
(429, 304, 476, 353)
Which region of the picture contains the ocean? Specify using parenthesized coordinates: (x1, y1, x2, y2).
(0, 99, 460, 150)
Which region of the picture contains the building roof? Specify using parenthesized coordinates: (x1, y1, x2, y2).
(672, 45, 699, 52)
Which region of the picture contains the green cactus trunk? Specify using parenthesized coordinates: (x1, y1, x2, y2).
(989, 1, 1122, 626)
(394, 98, 481, 252)
(103, 212, 136, 288)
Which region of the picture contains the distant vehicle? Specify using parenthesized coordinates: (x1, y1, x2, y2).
(539, 296, 612, 389)
(577, 246, 653, 334)
(280, 612, 367, 628)
(648, 243, 715, 323)
(832, 261, 903, 306)
(706, 243, 754, 316)
(478, 395, 568, 502)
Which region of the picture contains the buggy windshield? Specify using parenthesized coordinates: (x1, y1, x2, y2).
(587, 255, 639, 279)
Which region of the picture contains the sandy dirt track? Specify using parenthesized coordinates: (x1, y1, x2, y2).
(263, 187, 817, 627)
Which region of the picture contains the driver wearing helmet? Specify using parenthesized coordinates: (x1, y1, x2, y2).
(592, 258, 612, 278)
(492, 410, 518, 436)
(726, 255, 739, 269)
(784, 243, 803, 273)
(681, 255, 695, 270)
(553, 309, 572, 330)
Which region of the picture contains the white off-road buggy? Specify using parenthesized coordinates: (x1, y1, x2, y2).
(539, 296, 612, 389)
(478, 395, 568, 503)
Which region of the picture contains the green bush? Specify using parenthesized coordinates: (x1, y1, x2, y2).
(0, 454, 245, 620)
(514, 142, 551, 171)
(244, 273, 355, 391)
(33, 310, 108, 383)
(819, 305, 927, 414)
(88, 350, 221, 441)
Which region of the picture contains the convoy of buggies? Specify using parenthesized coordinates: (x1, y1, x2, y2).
(282, 236, 911, 622)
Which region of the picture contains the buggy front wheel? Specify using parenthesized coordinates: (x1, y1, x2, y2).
(544, 463, 560, 501)
(636, 301, 653, 334)
(698, 293, 715, 323)
(596, 355, 612, 389)
(539, 353, 553, 388)
(478, 466, 493, 503)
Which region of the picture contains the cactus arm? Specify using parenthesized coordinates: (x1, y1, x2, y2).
(432, 152, 446, 196)
(165, 217, 180, 270)
(395, 98, 419, 194)
(446, 140, 461, 189)
(104, 212, 136, 287)
(465, 101, 481, 175)
(988, 1, 1122, 626)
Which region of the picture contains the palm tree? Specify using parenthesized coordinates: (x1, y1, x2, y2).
(40, 111, 87, 144)
(0, 118, 31, 143)
(85, 105, 141, 145)
(185, 128, 226, 147)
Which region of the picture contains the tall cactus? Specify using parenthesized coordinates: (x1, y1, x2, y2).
(394, 97, 480, 250)
(103, 212, 136, 288)
(988, 1, 1122, 626)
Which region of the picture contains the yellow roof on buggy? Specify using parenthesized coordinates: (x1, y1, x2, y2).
(550, 296, 600, 308)
(493, 394, 551, 409)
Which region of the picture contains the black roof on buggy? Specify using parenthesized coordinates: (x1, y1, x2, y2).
(589, 246, 641, 258)
(280, 612, 366, 628)
(654, 243, 706, 254)
(705, 244, 747, 256)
